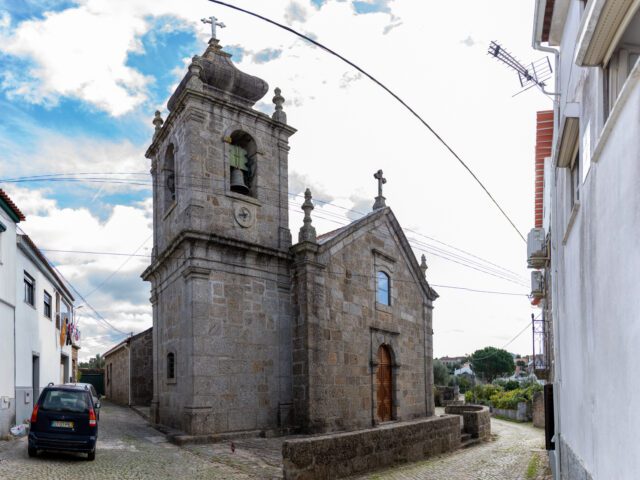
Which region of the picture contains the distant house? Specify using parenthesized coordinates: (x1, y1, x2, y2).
(439, 356, 467, 368)
(103, 328, 153, 406)
(0, 189, 79, 436)
(453, 362, 474, 377)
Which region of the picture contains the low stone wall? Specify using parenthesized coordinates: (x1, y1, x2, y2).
(491, 402, 530, 422)
(532, 391, 545, 428)
(444, 404, 491, 440)
(282, 416, 460, 480)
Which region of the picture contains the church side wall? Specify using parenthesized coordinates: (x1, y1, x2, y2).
(302, 217, 431, 433)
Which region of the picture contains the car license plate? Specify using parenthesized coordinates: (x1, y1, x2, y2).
(51, 421, 74, 428)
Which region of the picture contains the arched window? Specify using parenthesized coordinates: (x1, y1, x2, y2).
(228, 131, 257, 197)
(377, 271, 390, 305)
(167, 352, 175, 380)
(163, 144, 176, 212)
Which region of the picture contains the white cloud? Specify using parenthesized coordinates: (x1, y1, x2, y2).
(6, 185, 153, 360)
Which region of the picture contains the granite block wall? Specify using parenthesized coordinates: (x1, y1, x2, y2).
(282, 415, 460, 479)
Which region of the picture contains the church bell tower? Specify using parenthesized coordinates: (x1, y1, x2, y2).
(142, 22, 296, 435)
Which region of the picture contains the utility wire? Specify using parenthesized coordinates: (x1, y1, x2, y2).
(207, 0, 526, 243)
(3, 173, 527, 284)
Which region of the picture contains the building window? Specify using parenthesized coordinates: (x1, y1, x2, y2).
(603, 9, 640, 118)
(167, 353, 175, 380)
(570, 149, 580, 209)
(376, 271, 390, 306)
(163, 144, 176, 213)
(227, 131, 258, 198)
(44, 291, 52, 319)
(24, 272, 35, 306)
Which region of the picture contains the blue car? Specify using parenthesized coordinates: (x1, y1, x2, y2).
(28, 384, 99, 460)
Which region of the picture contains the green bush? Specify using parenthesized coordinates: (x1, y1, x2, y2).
(489, 383, 543, 410)
(465, 383, 503, 405)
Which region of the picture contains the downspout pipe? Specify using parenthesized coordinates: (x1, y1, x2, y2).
(532, 0, 561, 97)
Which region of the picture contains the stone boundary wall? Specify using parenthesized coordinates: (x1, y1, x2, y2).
(444, 404, 491, 440)
(282, 416, 460, 479)
(532, 391, 545, 428)
(491, 402, 530, 422)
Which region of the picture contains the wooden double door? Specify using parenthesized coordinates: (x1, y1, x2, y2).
(376, 345, 393, 422)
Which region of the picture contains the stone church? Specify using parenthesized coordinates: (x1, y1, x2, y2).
(142, 31, 439, 436)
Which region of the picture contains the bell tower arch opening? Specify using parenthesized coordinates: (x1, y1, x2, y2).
(227, 130, 257, 197)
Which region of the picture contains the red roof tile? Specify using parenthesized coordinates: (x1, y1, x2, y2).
(0, 188, 26, 222)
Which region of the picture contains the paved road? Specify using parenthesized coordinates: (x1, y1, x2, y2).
(350, 409, 550, 480)
(0, 402, 279, 480)
(0, 403, 548, 480)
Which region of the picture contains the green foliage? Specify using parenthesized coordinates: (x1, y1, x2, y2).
(489, 383, 543, 410)
(464, 383, 503, 405)
(79, 354, 105, 370)
(458, 375, 472, 393)
(493, 378, 520, 391)
(516, 360, 526, 367)
(469, 347, 515, 382)
(433, 359, 450, 386)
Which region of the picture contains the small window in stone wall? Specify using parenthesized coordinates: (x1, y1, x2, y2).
(377, 271, 390, 306)
(167, 352, 175, 380)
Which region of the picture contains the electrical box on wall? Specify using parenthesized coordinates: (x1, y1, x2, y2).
(527, 228, 547, 268)
(24, 391, 31, 404)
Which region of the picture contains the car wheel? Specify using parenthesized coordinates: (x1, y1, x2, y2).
(28, 447, 37, 458)
(87, 450, 96, 461)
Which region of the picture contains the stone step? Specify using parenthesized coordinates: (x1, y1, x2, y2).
(460, 437, 482, 449)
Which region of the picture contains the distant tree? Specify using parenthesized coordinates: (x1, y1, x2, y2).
(433, 359, 450, 386)
(469, 347, 515, 382)
(516, 360, 526, 367)
(79, 354, 105, 370)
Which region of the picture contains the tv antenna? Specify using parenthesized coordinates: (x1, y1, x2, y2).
(488, 41, 557, 97)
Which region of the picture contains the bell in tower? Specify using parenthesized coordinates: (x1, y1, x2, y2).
(142, 19, 297, 436)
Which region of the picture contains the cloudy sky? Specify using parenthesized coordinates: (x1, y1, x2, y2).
(0, 0, 551, 361)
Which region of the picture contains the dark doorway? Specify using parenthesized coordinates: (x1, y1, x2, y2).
(376, 344, 393, 422)
(32, 355, 39, 404)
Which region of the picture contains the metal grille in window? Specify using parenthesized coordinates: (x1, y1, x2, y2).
(167, 353, 175, 380)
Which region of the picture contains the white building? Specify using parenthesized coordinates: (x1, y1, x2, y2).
(0, 189, 77, 436)
(0, 190, 23, 438)
(531, 1, 640, 478)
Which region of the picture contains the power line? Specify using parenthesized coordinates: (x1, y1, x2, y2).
(2, 173, 527, 285)
(206, 0, 526, 243)
(83, 234, 152, 298)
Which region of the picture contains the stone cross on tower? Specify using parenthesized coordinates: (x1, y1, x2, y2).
(372, 169, 387, 210)
(201, 16, 226, 39)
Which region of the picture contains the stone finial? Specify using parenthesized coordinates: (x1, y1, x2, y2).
(272, 88, 287, 124)
(298, 188, 317, 243)
(420, 254, 428, 277)
(152, 110, 164, 138)
(372, 169, 387, 210)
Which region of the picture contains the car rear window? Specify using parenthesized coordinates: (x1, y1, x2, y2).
(41, 390, 91, 413)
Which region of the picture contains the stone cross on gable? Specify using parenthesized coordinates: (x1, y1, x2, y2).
(201, 16, 226, 39)
(372, 169, 387, 210)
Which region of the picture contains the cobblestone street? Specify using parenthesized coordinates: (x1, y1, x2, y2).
(0, 402, 281, 480)
(350, 409, 550, 480)
(0, 403, 548, 480)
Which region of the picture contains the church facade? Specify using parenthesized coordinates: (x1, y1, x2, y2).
(142, 34, 438, 436)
